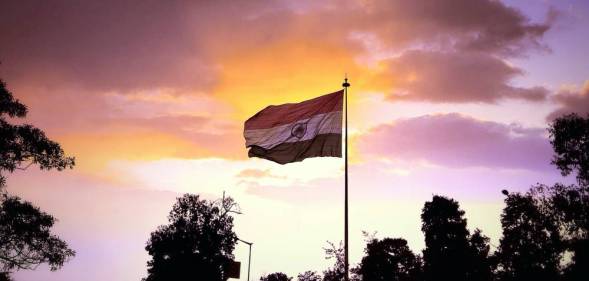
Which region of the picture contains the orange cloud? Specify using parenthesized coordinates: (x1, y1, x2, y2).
(58, 131, 213, 173)
(213, 39, 385, 119)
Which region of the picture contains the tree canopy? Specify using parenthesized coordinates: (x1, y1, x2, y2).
(549, 113, 589, 185)
(260, 272, 292, 281)
(356, 237, 422, 281)
(421, 196, 471, 281)
(143, 194, 238, 281)
(0, 78, 75, 276)
(467, 229, 492, 281)
(494, 192, 562, 281)
(0, 79, 74, 189)
(0, 196, 75, 272)
(297, 271, 321, 281)
(322, 241, 348, 281)
(421, 195, 492, 281)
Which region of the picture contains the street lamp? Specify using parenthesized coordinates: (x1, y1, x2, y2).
(238, 238, 253, 281)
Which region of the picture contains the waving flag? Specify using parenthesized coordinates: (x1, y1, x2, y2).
(244, 90, 343, 164)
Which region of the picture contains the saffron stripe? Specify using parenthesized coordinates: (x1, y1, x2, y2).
(244, 90, 343, 130)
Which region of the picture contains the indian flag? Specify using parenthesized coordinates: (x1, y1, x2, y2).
(244, 90, 343, 164)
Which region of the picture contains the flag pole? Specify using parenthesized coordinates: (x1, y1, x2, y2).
(342, 75, 350, 281)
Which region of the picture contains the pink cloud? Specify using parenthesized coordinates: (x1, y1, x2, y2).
(359, 113, 553, 171)
(236, 169, 285, 179)
(384, 51, 548, 103)
(347, 0, 553, 55)
(0, 0, 559, 162)
(0, 0, 553, 93)
(0, 1, 279, 92)
(548, 82, 589, 120)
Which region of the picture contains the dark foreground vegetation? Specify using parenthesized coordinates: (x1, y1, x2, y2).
(1, 79, 75, 280)
(1, 77, 588, 281)
(143, 113, 589, 281)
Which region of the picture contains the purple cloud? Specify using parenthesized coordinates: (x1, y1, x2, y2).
(350, 0, 553, 55)
(548, 82, 589, 120)
(359, 113, 553, 171)
(383, 50, 549, 103)
(0, 0, 553, 95)
(0, 0, 279, 92)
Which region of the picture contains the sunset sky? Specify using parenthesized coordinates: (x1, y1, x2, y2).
(1, 0, 589, 280)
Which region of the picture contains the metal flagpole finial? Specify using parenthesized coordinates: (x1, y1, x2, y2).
(343, 74, 350, 88)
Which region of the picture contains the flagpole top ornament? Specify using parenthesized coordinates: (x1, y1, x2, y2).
(342, 75, 350, 88)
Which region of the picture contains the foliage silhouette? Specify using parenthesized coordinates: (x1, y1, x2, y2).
(260, 272, 293, 281)
(297, 270, 322, 281)
(143, 194, 238, 281)
(356, 237, 422, 281)
(0, 78, 75, 276)
(494, 192, 561, 281)
(533, 183, 589, 242)
(0, 272, 12, 281)
(531, 112, 589, 281)
(322, 241, 354, 281)
(467, 229, 492, 281)
(0, 195, 75, 272)
(275, 112, 589, 281)
(421, 195, 491, 281)
(549, 113, 589, 185)
(564, 238, 589, 281)
(531, 182, 589, 280)
(0, 80, 75, 189)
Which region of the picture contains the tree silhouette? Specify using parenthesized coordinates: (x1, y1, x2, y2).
(322, 241, 349, 281)
(467, 229, 492, 281)
(421, 195, 489, 281)
(494, 192, 561, 281)
(143, 194, 239, 281)
(531, 182, 589, 280)
(0, 78, 75, 276)
(533, 183, 589, 241)
(0, 272, 12, 281)
(549, 113, 589, 185)
(0, 80, 75, 189)
(260, 272, 292, 281)
(421, 195, 470, 281)
(564, 238, 589, 281)
(356, 237, 422, 281)
(297, 271, 321, 281)
(0, 196, 75, 272)
(528, 113, 589, 280)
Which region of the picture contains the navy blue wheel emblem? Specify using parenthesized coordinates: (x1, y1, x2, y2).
(291, 122, 308, 139)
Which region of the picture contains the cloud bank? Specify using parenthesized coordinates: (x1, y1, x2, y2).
(0, 0, 557, 166)
(359, 113, 553, 171)
(384, 51, 548, 103)
(548, 81, 589, 120)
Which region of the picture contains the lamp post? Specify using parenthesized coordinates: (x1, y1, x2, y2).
(238, 238, 253, 281)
